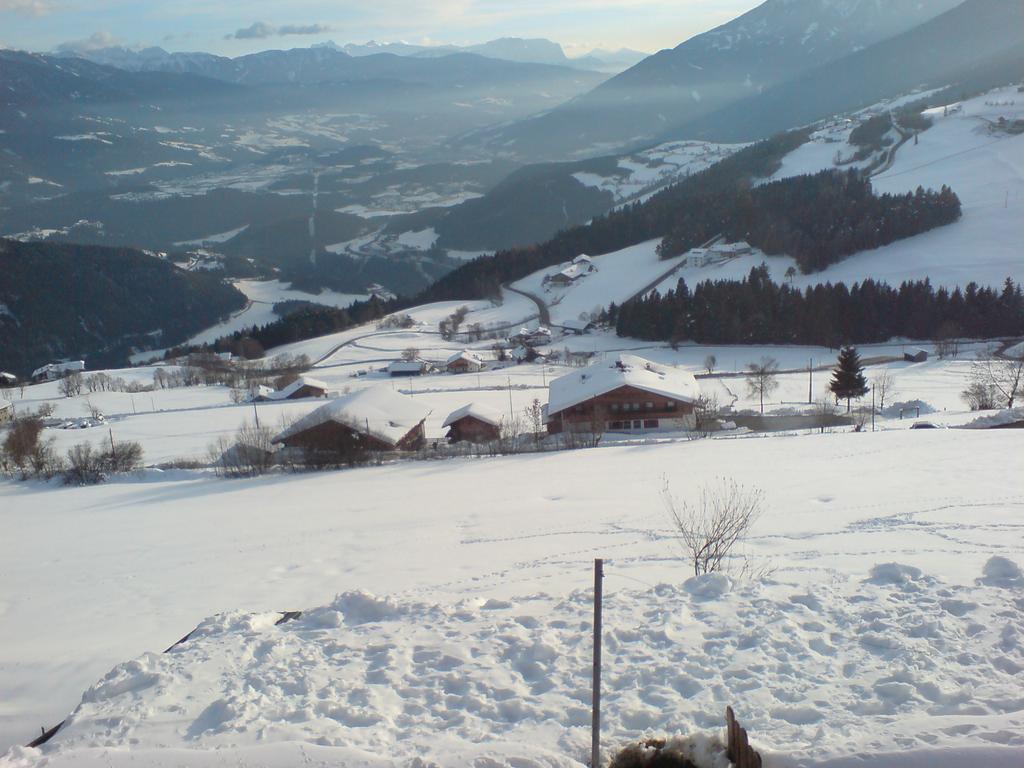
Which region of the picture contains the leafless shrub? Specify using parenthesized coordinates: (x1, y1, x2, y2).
(209, 422, 275, 477)
(967, 353, 1024, 409)
(811, 397, 838, 433)
(58, 372, 83, 398)
(961, 380, 1000, 411)
(663, 478, 765, 577)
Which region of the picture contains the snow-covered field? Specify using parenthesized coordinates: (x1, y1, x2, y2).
(2, 423, 1022, 767)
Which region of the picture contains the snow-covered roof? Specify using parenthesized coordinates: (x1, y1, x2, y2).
(32, 360, 85, 378)
(0, 371, 16, 382)
(273, 387, 431, 447)
(267, 376, 328, 401)
(558, 318, 593, 332)
(547, 354, 700, 416)
(573, 254, 593, 264)
(443, 402, 503, 428)
(447, 350, 482, 365)
(388, 360, 428, 373)
(0, 399, 12, 411)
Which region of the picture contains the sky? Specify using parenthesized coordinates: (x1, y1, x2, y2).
(0, 0, 763, 58)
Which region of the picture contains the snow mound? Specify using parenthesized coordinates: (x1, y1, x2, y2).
(963, 408, 1024, 429)
(979, 556, 1024, 588)
(682, 573, 732, 599)
(881, 400, 935, 418)
(866, 563, 927, 590)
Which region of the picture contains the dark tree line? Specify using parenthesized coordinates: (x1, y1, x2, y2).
(415, 130, 811, 303)
(658, 170, 962, 273)
(613, 267, 1024, 347)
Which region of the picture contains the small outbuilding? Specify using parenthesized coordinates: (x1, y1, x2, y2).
(443, 402, 503, 444)
(904, 349, 929, 363)
(272, 387, 431, 454)
(264, 376, 329, 401)
(0, 372, 17, 386)
(446, 350, 484, 374)
(388, 359, 431, 377)
(0, 399, 13, 424)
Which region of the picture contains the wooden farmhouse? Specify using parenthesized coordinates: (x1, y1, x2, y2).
(260, 376, 329, 401)
(31, 360, 85, 383)
(546, 354, 700, 435)
(272, 387, 431, 453)
(446, 351, 484, 374)
(443, 402, 502, 444)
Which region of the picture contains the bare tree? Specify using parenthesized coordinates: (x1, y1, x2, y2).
(58, 372, 84, 398)
(745, 357, 780, 414)
(871, 370, 897, 411)
(663, 478, 765, 577)
(401, 347, 420, 362)
(522, 398, 544, 445)
(692, 393, 721, 436)
(968, 353, 1024, 409)
(703, 355, 717, 375)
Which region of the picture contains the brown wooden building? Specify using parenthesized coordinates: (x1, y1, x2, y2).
(546, 354, 699, 435)
(273, 387, 430, 454)
(443, 403, 502, 443)
(446, 351, 484, 374)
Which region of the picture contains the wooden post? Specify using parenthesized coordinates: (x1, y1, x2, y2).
(592, 558, 604, 768)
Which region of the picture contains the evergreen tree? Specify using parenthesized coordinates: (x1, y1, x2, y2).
(829, 346, 869, 412)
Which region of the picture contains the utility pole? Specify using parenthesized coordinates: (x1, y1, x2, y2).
(871, 386, 876, 432)
(252, 399, 260, 429)
(592, 558, 604, 768)
(808, 358, 813, 404)
(507, 377, 514, 424)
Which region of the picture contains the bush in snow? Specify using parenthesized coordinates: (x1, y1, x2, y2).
(1, 416, 64, 480)
(663, 478, 765, 578)
(63, 439, 144, 485)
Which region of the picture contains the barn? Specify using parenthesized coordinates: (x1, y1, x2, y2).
(904, 349, 929, 363)
(546, 354, 700, 435)
(31, 361, 85, 383)
(261, 376, 329, 401)
(446, 351, 484, 374)
(388, 359, 431, 377)
(272, 387, 431, 454)
(443, 402, 502, 444)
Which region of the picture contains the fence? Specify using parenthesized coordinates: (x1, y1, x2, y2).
(726, 706, 762, 768)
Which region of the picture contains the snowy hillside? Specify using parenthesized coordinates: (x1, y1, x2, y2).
(643, 86, 1024, 293)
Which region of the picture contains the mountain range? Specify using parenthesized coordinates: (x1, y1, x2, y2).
(461, 0, 968, 159)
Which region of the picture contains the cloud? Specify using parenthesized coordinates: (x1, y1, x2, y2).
(0, 0, 57, 15)
(55, 31, 119, 54)
(226, 21, 331, 40)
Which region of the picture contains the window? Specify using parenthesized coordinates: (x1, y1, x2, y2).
(645, 402, 654, 410)
(644, 419, 659, 429)
(666, 400, 676, 410)
(610, 403, 620, 413)
(633, 420, 642, 429)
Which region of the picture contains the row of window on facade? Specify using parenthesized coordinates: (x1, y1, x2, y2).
(572, 400, 677, 413)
